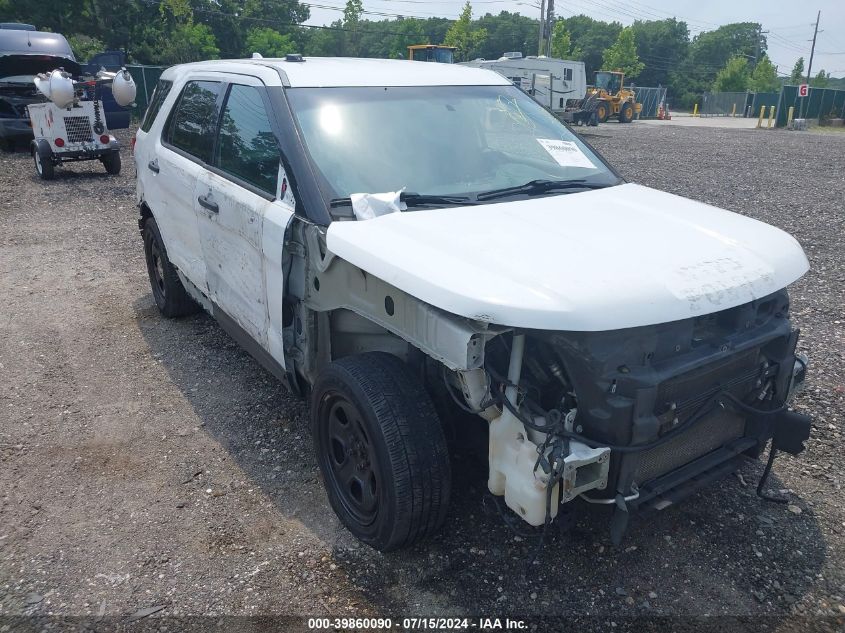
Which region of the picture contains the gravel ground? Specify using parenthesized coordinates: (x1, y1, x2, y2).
(0, 124, 844, 633)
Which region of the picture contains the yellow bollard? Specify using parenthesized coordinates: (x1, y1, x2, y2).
(693, 103, 698, 117)
(767, 105, 776, 129)
(787, 106, 795, 127)
(757, 105, 766, 128)
(731, 103, 736, 117)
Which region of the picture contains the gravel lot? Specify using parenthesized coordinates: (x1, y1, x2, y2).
(1, 124, 844, 632)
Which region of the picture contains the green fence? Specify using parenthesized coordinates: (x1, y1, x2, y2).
(776, 85, 845, 127)
(125, 64, 169, 118)
(750, 91, 779, 117)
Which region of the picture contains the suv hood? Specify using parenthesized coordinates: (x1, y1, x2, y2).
(325, 183, 809, 331)
(0, 54, 80, 80)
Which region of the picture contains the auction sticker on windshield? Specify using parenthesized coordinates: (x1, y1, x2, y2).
(536, 138, 596, 169)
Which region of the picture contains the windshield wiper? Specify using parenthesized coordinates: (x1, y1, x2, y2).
(329, 192, 475, 209)
(475, 179, 613, 202)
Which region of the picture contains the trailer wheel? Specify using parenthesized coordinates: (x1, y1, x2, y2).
(619, 102, 634, 123)
(311, 352, 451, 551)
(102, 152, 122, 175)
(33, 148, 55, 180)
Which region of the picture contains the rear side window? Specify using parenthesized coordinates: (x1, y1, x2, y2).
(214, 84, 279, 195)
(140, 79, 172, 133)
(165, 80, 223, 163)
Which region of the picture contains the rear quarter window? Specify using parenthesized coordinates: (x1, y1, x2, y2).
(140, 79, 172, 133)
(164, 80, 223, 163)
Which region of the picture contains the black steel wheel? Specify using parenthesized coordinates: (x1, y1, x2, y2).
(311, 352, 451, 551)
(142, 217, 199, 318)
(321, 395, 381, 526)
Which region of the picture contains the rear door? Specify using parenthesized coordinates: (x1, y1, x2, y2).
(194, 76, 294, 368)
(149, 78, 225, 292)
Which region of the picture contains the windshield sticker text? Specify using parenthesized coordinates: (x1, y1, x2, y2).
(536, 139, 596, 169)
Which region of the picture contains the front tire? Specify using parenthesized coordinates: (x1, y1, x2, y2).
(102, 151, 121, 175)
(596, 101, 609, 123)
(33, 148, 55, 180)
(311, 352, 451, 551)
(142, 217, 199, 318)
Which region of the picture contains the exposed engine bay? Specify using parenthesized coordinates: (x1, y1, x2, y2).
(447, 287, 810, 543)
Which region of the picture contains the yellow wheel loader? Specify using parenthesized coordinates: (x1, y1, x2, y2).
(587, 71, 641, 123)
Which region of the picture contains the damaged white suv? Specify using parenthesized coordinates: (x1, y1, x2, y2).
(135, 56, 811, 551)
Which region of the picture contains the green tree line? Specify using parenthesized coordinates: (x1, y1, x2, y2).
(1, 0, 837, 108)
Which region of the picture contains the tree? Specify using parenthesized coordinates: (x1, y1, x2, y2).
(385, 18, 427, 60)
(712, 55, 749, 92)
(475, 11, 537, 60)
(749, 54, 779, 92)
(551, 21, 582, 60)
(155, 23, 220, 64)
(670, 22, 761, 107)
(602, 27, 644, 78)
(631, 18, 689, 87)
(810, 69, 829, 88)
(563, 15, 622, 76)
(244, 28, 296, 58)
(789, 57, 805, 83)
(342, 0, 364, 56)
(444, 2, 487, 62)
(67, 34, 105, 62)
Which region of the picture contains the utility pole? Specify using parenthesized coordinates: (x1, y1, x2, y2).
(753, 26, 769, 68)
(805, 10, 821, 84)
(800, 10, 821, 119)
(537, 0, 545, 56)
(545, 0, 555, 56)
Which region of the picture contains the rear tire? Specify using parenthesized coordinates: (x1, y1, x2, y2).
(142, 217, 199, 318)
(102, 151, 121, 175)
(311, 352, 451, 551)
(619, 102, 634, 123)
(33, 148, 55, 180)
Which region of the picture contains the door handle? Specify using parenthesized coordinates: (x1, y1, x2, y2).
(147, 159, 159, 173)
(197, 193, 219, 213)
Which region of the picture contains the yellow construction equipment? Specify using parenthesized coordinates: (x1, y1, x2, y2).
(586, 71, 642, 123)
(407, 45, 456, 64)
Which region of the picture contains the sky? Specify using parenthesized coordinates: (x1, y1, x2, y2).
(304, 0, 845, 78)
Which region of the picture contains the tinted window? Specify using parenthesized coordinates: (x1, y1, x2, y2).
(215, 84, 279, 195)
(140, 79, 172, 133)
(166, 80, 223, 163)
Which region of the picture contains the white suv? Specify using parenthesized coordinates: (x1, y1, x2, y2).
(135, 56, 811, 551)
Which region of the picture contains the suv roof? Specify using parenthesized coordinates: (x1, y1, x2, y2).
(162, 56, 510, 88)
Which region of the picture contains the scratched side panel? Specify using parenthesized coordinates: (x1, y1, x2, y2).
(195, 172, 271, 348)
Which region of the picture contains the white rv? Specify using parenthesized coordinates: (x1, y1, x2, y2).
(462, 56, 587, 114)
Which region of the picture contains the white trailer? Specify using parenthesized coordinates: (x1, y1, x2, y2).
(461, 56, 587, 114)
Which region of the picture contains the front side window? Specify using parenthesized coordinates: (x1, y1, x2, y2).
(214, 84, 279, 195)
(287, 85, 618, 206)
(140, 79, 172, 133)
(166, 80, 223, 163)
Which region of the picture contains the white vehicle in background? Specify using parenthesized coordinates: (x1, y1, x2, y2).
(462, 55, 587, 116)
(28, 67, 136, 179)
(134, 56, 811, 552)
